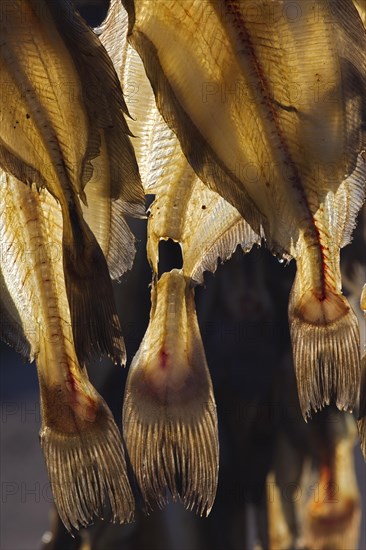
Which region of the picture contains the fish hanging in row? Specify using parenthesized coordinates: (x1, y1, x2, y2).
(121, 0, 366, 423)
(99, 0, 261, 514)
(0, 171, 134, 530)
(0, 0, 145, 366)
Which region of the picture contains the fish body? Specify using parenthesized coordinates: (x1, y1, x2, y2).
(0, 0, 145, 365)
(0, 171, 134, 530)
(99, 0, 262, 512)
(122, 0, 366, 418)
(305, 413, 361, 550)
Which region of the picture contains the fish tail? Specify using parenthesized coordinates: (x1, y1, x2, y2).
(62, 202, 125, 366)
(357, 354, 366, 459)
(305, 415, 361, 549)
(37, 342, 134, 531)
(123, 270, 219, 515)
(289, 269, 360, 420)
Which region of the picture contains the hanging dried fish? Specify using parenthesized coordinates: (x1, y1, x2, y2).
(0, 171, 134, 530)
(122, 0, 366, 420)
(99, 0, 260, 514)
(304, 413, 361, 550)
(0, 0, 145, 366)
(268, 401, 361, 550)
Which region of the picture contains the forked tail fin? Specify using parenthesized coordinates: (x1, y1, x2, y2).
(289, 271, 360, 419)
(123, 269, 219, 515)
(37, 344, 134, 531)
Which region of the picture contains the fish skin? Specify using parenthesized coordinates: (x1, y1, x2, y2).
(122, 0, 366, 419)
(0, 171, 135, 530)
(99, 0, 262, 513)
(353, 0, 366, 25)
(0, 0, 145, 365)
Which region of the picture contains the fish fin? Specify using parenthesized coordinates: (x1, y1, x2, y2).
(0, 254, 32, 358)
(0, 297, 32, 360)
(305, 415, 361, 550)
(289, 275, 360, 419)
(0, 139, 46, 190)
(81, 134, 139, 281)
(123, 270, 219, 515)
(47, 0, 144, 212)
(82, 192, 139, 282)
(361, 283, 366, 312)
(80, 130, 102, 192)
(62, 205, 126, 365)
(38, 372, 134, 530)
(105, 199, 137, 280)
(338, 151, 366, 249)
(357, 354, 366, 459)
(306, 504, 361, 550)
(187, 203, 261, 284)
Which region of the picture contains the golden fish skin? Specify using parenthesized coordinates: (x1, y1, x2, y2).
(123, 0, 366, 419)
(0, 172, 134, 530)
(0, 0, 145, 365)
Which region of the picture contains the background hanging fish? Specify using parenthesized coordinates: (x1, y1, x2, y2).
(0, 0, 145, 366)
(268, 378, 361, 550)
(354, 0, 366, 25)
(0, 171, 134, 530)
(304, 412, 361, 550)
(358, 283, 366, 457)
(99, 0, 262, 515)
(122, 0, 366, 422)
